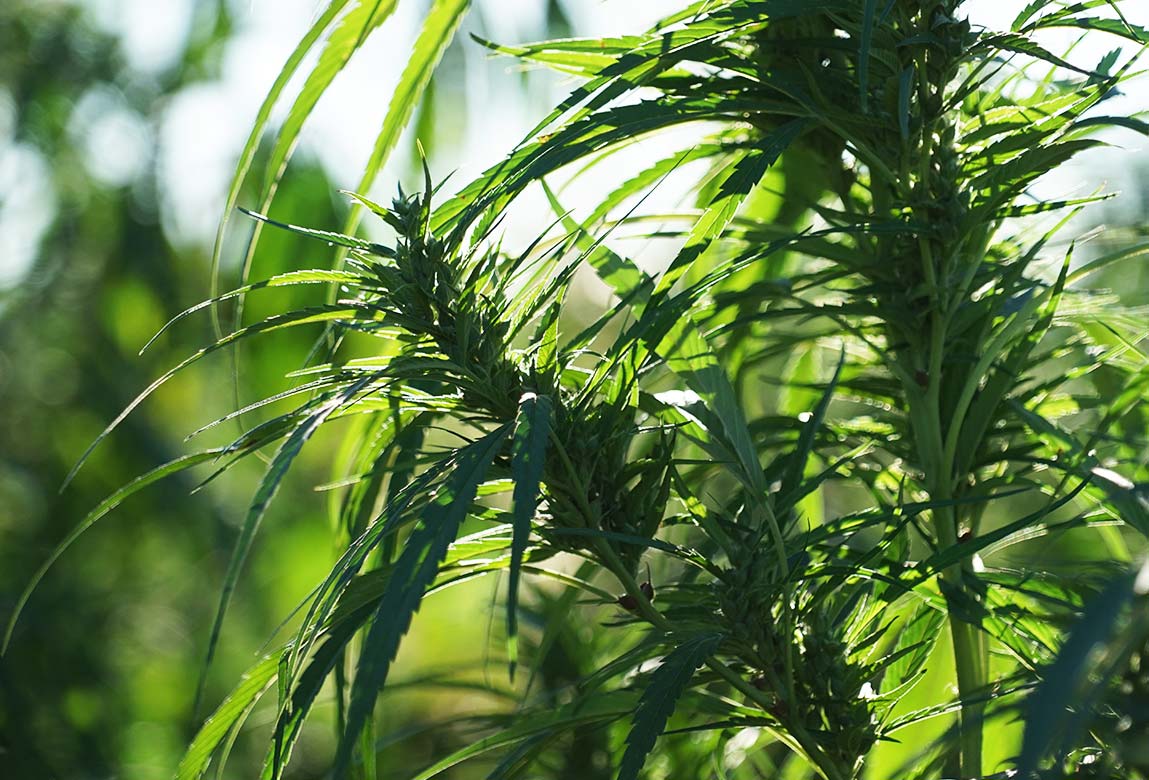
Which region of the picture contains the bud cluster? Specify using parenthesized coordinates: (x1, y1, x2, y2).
(717, 542, 877, 776)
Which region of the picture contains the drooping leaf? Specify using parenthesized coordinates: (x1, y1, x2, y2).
(336, 0, 471, 253)
(618, 633, 724, 780)
(208, 0, 354, 316)
(65, 302, 371, 488)
(177, 654, 280, 780)
(506, 392, 551, 677)
(141, 268, 363, 354)
(229, 0, 402, 308)
(779, 351, 844, 506)
(334, 425, 510, 778)
(4, 448, 226, 653)
(1018, 565, 1145, 774)
(196, 375, 377, 714)
(409, 691, 637, 780)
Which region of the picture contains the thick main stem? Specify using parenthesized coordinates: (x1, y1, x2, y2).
(934, 494, 986, 778)
(911, 23, 987, 772)
(950, 601, 986, 776)
(918, 352, 986, 778)
(917, 330, 986, 776)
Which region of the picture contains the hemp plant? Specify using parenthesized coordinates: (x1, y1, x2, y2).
(12, 1, 1149, 778)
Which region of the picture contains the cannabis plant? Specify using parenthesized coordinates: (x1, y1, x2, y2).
(12, 1, 1149, 778)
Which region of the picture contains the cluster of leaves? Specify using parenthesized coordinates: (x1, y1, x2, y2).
(16, 0, 1149, 778)
(1017, 559, 1149, 780)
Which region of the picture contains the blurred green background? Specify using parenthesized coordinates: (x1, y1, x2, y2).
(0, 1, 602, 776)
(1, 1, 1147, 778)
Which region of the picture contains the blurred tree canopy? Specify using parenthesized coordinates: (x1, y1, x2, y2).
(0, 3, 320, 777)
(0, 1, 582, 777)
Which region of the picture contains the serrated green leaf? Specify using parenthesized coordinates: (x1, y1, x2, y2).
(208, 0, 353, 316)
(779, 352, 843, 506)
(65, 301, 370, 489)
(336, 0, 471, 255)
(652, 121, 804, 298)
(238, 208, 391, 255)
(1018, 567, 1141, 774)
(976, 32, 1111, 78)
(334, 425, 510, 778)
(142, 269, 363, 354)
(587, 143, 721, 227)
(506, 392, 551, 677)
(197, 375, 377, 714)
(1032, 14, 1149, 44)
(472, 33, 634, 77)
(265, 619, 362, 780)
(178, 653, 279, 780)
(618, 633, 724, 780)
(231, 0, 400, 276)
(884, 600, 946, 695)
(410, 691, 636, 780)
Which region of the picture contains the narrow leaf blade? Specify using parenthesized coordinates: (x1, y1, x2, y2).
(618, 634, 723, 780)
(507, 392, 551, 677)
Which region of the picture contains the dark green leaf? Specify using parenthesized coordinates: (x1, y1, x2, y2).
(618, 633, 723, 780)
(334, 425, 510, 778)
(507, 392, 551, 677)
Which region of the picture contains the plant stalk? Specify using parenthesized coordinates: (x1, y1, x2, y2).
(912, 30, 988, 775)
(920, 396, 987, 778)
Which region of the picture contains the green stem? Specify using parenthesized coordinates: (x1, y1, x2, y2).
(920, 326, 986, 780)
(950, 602, 986, 777)
(930, 473, 986, 777)
(911, 35, 987, 777)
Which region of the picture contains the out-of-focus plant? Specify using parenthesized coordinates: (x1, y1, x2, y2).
(1019, 557, 1149, 780)
(0, 4, 254, 776)
(0, 1, 573, 777)
(15, 1, 1149, 778)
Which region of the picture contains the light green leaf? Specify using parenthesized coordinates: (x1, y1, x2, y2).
(652, 121, 804, 298)
(208, 0, 353, 315)
(4, 449, 226, 654)
(409, 691, 637, 780)
(197, 376, 377, 713)
(178, 654, 280, 780)
(215, 0, 402, 349)
(337, 0, 471, 253)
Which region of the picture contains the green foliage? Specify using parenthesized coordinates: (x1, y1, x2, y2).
(16, 1, 1149, 778)
(507, 391, 552, 675)
(1013, 555, 1149, 780)
(618, 633, 724, 780)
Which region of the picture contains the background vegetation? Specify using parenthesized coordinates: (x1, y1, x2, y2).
(3, 1, 1149, 779)
(0, 2, 578, 776)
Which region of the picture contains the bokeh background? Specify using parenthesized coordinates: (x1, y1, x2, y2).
(0, 1, 1146, 778)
